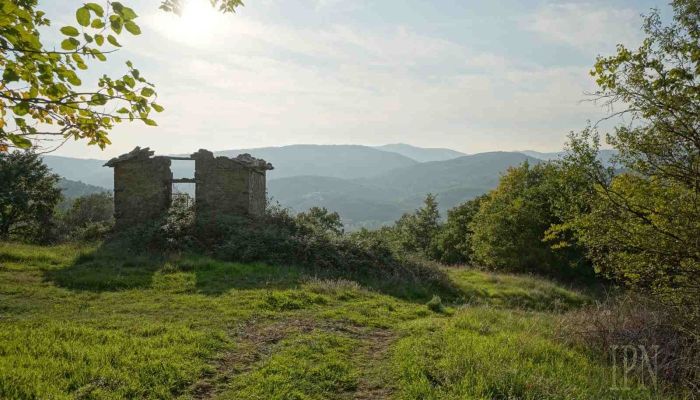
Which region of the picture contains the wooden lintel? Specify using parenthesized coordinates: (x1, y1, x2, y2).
(172, 178, 196, 184)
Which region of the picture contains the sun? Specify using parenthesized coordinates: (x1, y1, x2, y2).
(153, 0, 227, 47)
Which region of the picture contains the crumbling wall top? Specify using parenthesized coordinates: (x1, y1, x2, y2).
(104, 146, 155, 167)
(191, 149, 274, 171)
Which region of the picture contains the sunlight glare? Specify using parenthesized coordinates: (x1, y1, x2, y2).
(153, 0, 227, 47)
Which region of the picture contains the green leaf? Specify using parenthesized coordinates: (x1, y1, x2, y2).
(151, 103, 164, 112)
(91, 18, 105, 29)
(61, 38, 79, 51)
(85, 2, 104, 17)
(109, 16, 123, 34)
(123, 76, 135, 87)
(92, 50, 107, 62)
(124, 21, 141, 35)
(2, 68, 20, 83)
(120, 7, 138, 20)
(76, 7, 90, 27)
(116, 107, 130, 114)
(143, 118, 157, 126)
(107, 35, 120, 47)
(13, 102, 30, 116)
(7, 134, 32, 149)
(95, 34, 104, 46)
(60, 26, 80, 37)
(141, 87, 154, 97)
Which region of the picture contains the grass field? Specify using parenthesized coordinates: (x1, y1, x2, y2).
(0, 242, 676, 399)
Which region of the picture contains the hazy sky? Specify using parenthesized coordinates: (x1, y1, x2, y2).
(44, 0, 670, 159)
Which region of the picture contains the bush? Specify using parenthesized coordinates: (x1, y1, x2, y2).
(112, 202, 457, 300)
(469, 162, 591, 280)
(559, 293, 699, 395)
(426, 295, 445, 313)
(60, 193, 115, 242)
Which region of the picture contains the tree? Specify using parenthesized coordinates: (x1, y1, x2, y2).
(0, 0, 244, 152)
(434, 194, 488, 264)
(0, 151, 61, 241)
(64, 192, 114, 227)
(296, 207, 344, 236)
(393, 194, 441, 258)
(469, 162, 590, 278)
(558, 0, 700, 319)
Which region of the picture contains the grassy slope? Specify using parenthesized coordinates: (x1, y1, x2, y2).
(0, 243, 669, 400)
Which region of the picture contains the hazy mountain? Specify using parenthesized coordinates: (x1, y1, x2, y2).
(374, 143, 466, 162)
(43, 155, 112, 188)
(213, 144, 418, 180)
(43, 144, 419, 188)
(520, 149, 618, 166)
(58, 178, 107, 199)
(362, 152, 538, 197)
(270, 152, 539, 228)
(42, 146, 538, 229)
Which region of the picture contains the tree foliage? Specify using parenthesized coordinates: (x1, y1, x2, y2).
(469, 162, 590, 277)
(0, 150, 61, 241)
(393, 194, 441, 258)
(0, 0, 245, 153)
(0, 0, 164, 152)
(159, 0, 244, 14)
(296, 206, 344, 236)
(434, 194, 487, 264)
(559, 0, 700, 323)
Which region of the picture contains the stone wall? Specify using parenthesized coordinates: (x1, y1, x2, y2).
(194, 150, 251, 219)
(112, 157, 172, 228)
(248, 171, 266, 216)
(107, 147, 271, 228)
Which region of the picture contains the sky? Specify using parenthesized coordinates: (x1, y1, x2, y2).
(43, 0, 671, 159)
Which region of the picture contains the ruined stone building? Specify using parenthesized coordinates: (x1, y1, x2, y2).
(104, 147, 273, 228)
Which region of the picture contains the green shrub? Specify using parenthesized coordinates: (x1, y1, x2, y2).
(469, 162, 591, 280)
(426, 295, 445, 313)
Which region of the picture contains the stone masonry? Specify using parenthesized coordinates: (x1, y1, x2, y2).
(105, 147, 273, 228)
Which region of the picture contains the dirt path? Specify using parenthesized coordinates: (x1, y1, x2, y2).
(191, 316, 398, 399)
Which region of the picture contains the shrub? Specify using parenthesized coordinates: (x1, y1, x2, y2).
(426, 295, 445, 313)
(469, 162, 591, 280)
(60, 193, 115, 242)
(559, 293, 699, 395)
(113, 202, 457, 300)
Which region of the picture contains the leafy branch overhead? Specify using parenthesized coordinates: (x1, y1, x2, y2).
(0, 0, 165, 152)
(159, 0, 244, 14)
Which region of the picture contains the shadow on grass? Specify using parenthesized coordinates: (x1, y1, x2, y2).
(43, 240, 459, 303)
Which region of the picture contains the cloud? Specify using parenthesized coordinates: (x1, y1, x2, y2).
(522, 2, 643, 54)
(53, 0, 612, 158)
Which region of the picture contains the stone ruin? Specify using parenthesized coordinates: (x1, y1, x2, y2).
(104, 147, 274, 228)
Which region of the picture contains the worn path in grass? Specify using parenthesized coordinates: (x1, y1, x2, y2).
(0, 243, 673, 399)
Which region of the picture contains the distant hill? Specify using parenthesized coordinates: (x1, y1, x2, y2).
(270, 152, 539, 228)
(374, 143, 466, 162)
(520, 149, 618, 166)
(361, 152, 538, 197)
(43, 146, 539, 229)
(212, 144, 418, 180)
(58, 178, 108, 199)
(43, 155, 112, 188)
(43, 145, 420, 188)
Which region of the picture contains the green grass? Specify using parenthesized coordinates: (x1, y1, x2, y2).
(0, 242, 676, 399)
